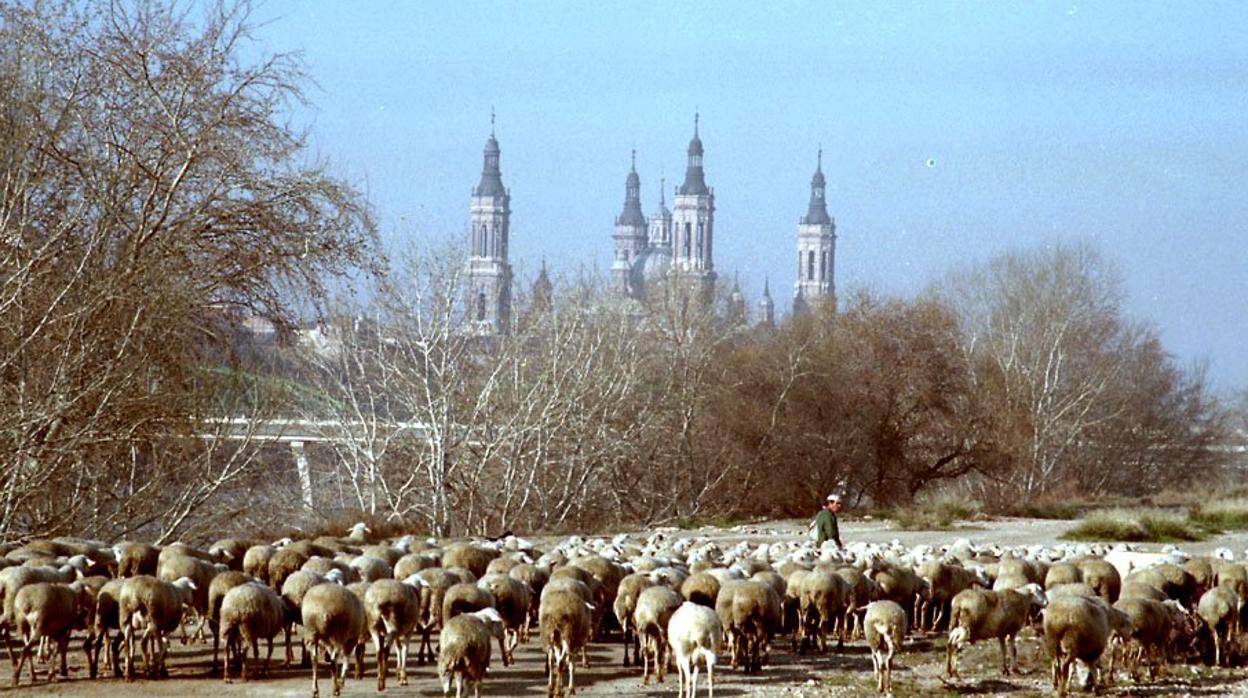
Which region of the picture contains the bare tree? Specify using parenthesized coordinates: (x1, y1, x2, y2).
(0, 0, 374, 539)
(940, 241, 1226, 502)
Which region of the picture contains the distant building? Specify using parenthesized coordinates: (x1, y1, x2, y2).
(465, 118, 513, 335)
(460, 114, 840, 333)
(793, 149, 836, 315)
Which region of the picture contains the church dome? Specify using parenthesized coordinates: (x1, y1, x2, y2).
(629, 245, 672, 291)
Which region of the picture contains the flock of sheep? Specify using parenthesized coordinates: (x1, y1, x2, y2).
(0, 522, 1245, 697)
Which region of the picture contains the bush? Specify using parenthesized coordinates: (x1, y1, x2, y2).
(1061, 509, 1209, 543)
(891, 495, 982, 531)
(1189, 498, 1248, 532)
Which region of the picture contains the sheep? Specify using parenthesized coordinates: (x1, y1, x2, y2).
(442, 582, 495, 626)
(917, 560, 985, 632)
(209, 538, 253, 570)
(301, 581, 367, 698)
(350, 554, 394, 583)
(681, 571, 721, 608)
(280, 568, 340, 666)
(220, 582, 286, 682)
(1045, 562, 1082, 589)
(1112, 596, 1187, 680)
(871, 562, 928, 627)
(1127, 564, 1199, 607)
(115, 542, 160, 577)
(1044, 594, 1112, 697)
(443, 544, 498, 579)
(1215, 561, 1248, 602)
(540, 588, 593, 698)
(119, 574, 197, 680)
(1183, 557, 1216, 600)
(477, 573, 531, 665)
(1076, 557, 1122, 603)
(269, 546, 312, 593)
(668, 601, 722, 698)
(365, 578, 420, 690)
(731, 579, 782, 672)
(89, 578, 125, 678)
(614, 572, 653, 667)
(1197, 585, 1240, 667)
(9, 581, 93, 686)
(863, 600, 906, 694)
(634, 585, 684, 684)
(242, 544, 276, 585)
(361, 544, 403, 567)
(303, 555, 356, 581)
(836, 565, 879, 641)
(1120, 580, 1169, 603)
(798, 571, 848, 654)
(415, 568, 459, 664)
(945, 583, 1047, 678)
(394, 552, 439, 580)
(207, 569, 252, 672)
(438, 611, 494, 698)
(157, 549, 219, 641)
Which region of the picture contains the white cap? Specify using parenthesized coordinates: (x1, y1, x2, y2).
(826, 494, 842, 503)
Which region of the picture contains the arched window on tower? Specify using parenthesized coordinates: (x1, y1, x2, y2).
(684, 223, 692, 257)
(479, 225, 488, 256)
(696, 223, 703, 259)
(820, 251, 827, 282)
(808, 251, 815, 281)
(476, 292, 487, 321)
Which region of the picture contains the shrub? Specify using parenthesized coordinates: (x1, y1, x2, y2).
(1189, 498, 1248, 532)
(891, 494, 982, 531)
(1061, 509, 1208, 543)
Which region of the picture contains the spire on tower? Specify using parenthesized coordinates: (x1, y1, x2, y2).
(617, 150, 645, 227)
(679, 113, 709, 195)
(802, 147, 831, 225)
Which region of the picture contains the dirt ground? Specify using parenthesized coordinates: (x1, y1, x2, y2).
(4, 517, 1248, 697)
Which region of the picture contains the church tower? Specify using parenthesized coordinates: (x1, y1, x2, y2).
(466, 116, 512, 334)
(758, 277, 775, 328)
(611, 150, 648, 297)
(671, 114, 716, 297)
(794, 148, 836, 314)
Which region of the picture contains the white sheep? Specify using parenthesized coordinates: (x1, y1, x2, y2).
(668, 601, 721, 698)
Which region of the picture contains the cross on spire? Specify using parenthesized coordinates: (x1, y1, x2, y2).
(694, 110, 699, 136)
(490, 107, 495, 136)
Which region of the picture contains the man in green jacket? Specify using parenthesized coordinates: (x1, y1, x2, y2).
(813, 494, 843, 547)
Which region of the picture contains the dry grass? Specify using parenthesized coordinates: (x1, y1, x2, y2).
(1061, 508, 1209, 543)
(1188, 497, 1248, 531)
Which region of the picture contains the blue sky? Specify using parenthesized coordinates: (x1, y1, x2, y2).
(253, 1, 1248, 391)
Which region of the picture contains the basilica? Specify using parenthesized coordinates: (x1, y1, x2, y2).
(464, 116, 837, 334)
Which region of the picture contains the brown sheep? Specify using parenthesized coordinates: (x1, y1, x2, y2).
(220, 582, 286, 682)
(301, 582, 367, 698)
(10, 581, 93, 686)
(614, 572, 654, 667)
(540, 588, 593, 698)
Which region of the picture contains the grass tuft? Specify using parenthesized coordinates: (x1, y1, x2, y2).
(1188, 497, 1248, 531)
(1061, 508, 1209, 543)
(891, 494, 982, 531)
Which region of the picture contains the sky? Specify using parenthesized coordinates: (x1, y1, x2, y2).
(251, 1, 1248, 392)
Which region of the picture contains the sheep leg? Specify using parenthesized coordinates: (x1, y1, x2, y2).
(11, 634, 29, 686)
(263, 635, 274, 678)
(397, 634, 409, 686)
(567, 643, 576, 696)
(310, 639, 320, 698)
(222, 629, 233, 683)
(622, 625, 630, 667)
(997, 636, 1011, 676)
(455, 670, 463, 698)
(372, 628, 387, 691)
(708, 652, 716, 698)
